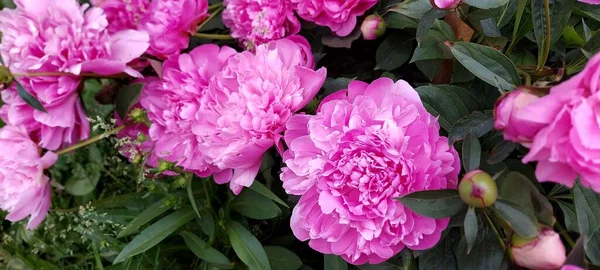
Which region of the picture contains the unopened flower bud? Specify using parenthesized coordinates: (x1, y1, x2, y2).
(511, 228, 566, 269)
(131, 154, 143, 165)
(129, 108, 148, 124)
(494, 88, 545, 145)
(360, 15, 386, 40)
(430, 0, 462, 10)
(136, 133, 148, 143)
(0, 66, 14, 88)
(458, 170, 498, 208)
(157, 160, 173, 172)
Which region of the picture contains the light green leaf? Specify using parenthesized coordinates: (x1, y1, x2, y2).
(464, 207, 478, 254)
(118, 197, 170, 238)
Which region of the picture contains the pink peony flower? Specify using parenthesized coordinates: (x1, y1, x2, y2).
(561, 266, 584, 270)
(0, 125, 57, 230)
(494, 88, 545, 146)
(290, 0, 378, 36)
(281, 78, 460, 264)
(222, 0, 301, 49)
(194, 36, 326, 194)
(0, 0, 150, 77)
(92, 0, 151, 34)
(139, 0, 209, 58)
(0, 76, 90, 151)
(431, 0, 462, 9)
(511, 228, 567, 270)
(502, 52, 600, 191)
(579, 0, 600, 4)
(140, 45, 237, 176)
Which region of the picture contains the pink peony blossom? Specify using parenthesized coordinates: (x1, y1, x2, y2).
(0, 125, 57, 230)
(0, 0, 150, 77)
(494, 88, 545, 146)
(579, 0, 600, 4)
(222, 0, 301, 49)
(194, 36, 326, 194)
(511, 228, 567, 270)
(290, 0, 378, 36)
(0, 76, 90, 151)
(280, 78, 460, 264)
(139, 0, 209, 58)
(140, 45, 237, 176)
(561, 266, 584, 270)
(500, 52, 600, 191)
(431, 0, 462, 9)
(92, 0, 151, 34)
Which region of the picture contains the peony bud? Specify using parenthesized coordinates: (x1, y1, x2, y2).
(157, 160, 173, 172)
(129, 108, 149, 124)
(511, 228, 567, 270)
(458, 170, 498, 208)
(0, 65, 13, 88)
(360, 15, 386, 40)
(494, 88, 544, 145)
(430, 0, 462, 9)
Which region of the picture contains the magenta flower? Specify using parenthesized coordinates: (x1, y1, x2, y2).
(0, 76, 90, 151)
(579, 0, 600, 4)
(494, 88, 545, 146)
(139, 0, 209, 58)
(0, 125, 57, 230)
(290, 0, 378, 36)
(511, 228, 567, 270)
(140, 45, 237, 176)
(222, 0, 301, 49)
(280, 78, 460, 264)
(194, 36, 326, 194)
(498, 52, 600, 191)
(92, 0, 151, 34)
(431, 0, 462, 9)
(0, 0, 150, 77)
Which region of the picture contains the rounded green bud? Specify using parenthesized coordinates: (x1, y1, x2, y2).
(0, 66, 14, 88)
(458, 170, 498, 208)
(136, 133, 148, 143)
(157, 160, 173, 172)
(360, 15, 387, 40)
(131, 154, 143, 165)
(129, 108, 148, 124)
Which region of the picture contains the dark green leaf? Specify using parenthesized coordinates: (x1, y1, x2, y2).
(417, 9, 447, 43)
(324, 255, 348, 270)
(113, 208, 195, 264)
(557, 200, 579, 232)
(486, 141, 516, 164)
(464, 0, 510, 8)
(376, 34, 414, 71)
(419, 229, 460, 270)
(390, 0, 433, 19)
(65, 163, 101, 196)
(531, 0, 574, 69)
(15, 81, 46, 112)
(397, 190, 467, 219)
(115, 83, 144, 121)
(464, 207, 478, 254)
(574, 182, 600, 264)
(448, 41, 520, 90)
(508, 50, 537, 66)
(264, 246, 302, 270)
(181, 231, 231, 266)
(456, 227, 504, 270)
(322, 77, 352, 96)
(462, 133, 481, 172)
(565, 237, 586, 268)
(199, 209, 215, 239)
(568, 30, 600, 74)
(384, 12, 419, 29)
(231, 189, 281, 220)
(493, 199, 538, 238)
(499, 172, 553, 226)
(226, 221, 271, 270)
(448, 111, 495, 145)
(118, 197, 170, 238)
(187, 179, 202, 219)
(416, 85, 474, 132)
(249, 181, 289, 208)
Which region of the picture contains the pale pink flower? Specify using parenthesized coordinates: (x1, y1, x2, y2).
(194, 36, 326, 194)
(92, 0, 151, 34)
(222, 0, 301, 49)
(494, 88, 545, 146)
(511, 228, 567, 270)
(290, 0, 378, 36)
(0, 76, 90, 151)
(281, 78, 460, 264)
(0, 125, 57, 230)
(0, 0, 150, 77)
(431, 0, 462, 9)
(360, 15, 386, 40)
(139, 0, 209, 58)
(501, 52, 600, 191)
(140, 45, 237, 176)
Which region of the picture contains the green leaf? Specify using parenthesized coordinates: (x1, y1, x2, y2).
(322, 77, 353, 96)
(264, 246, 302, 270)
(418, 229, 460, 270)
(531, 0, 574, 69)
(487, 141, 516, 164)
(249, 181, 288, 208)
(376, 34, 414, 71)
(574, 182, 600, 264)
(115, 83, 144, 121)
(198, 209, 215, 239)
(493, 199, 538, 238)
(390, 0, 433, 19)
(563, 26, 585, 47)
(416, 85, 474, 132)
(15, 81, 46, 112)
(113, 208, 195, 264)
(187, 179, 202, 219)
(448, 111, 495, 145)
(384, 12, 419, 29)
(557, 200, 579, 232)
(448, 41, 520, 90)
(499, 172, 554, 226)
(464, 0, 510, 9)
(456, 227, 504, 270)
(181, 231, 231, 266)
(226, 221, 271, 270)
(397, 190, 467, 219)
(464, 207, 478, 254)
(417, 10, 447, 43)
(118, 197, 170, 238)
(324, 255, 348, 270)
(231, 189, 282, 220)
(65, 163, 101, 196)
(462, 133, 481, 172)
(568, 30, 600, 74)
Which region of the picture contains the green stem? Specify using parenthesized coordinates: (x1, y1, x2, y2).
(537, 0, 551, 71)
(208, 2, 223, 10)
(196, 6, 224, 32)
(555, 222, 575, 248)
(518, 69, 532, 85)
(483, 211, 507, 250)
(193, 33, 233, 40)
(55, 126, 125, 156)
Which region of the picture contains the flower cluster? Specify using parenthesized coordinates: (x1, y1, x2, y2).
(281, 78, 460, 264)
(495, 52, 600, 191)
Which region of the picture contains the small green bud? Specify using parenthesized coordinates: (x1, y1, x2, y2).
(136, 133, 148, 143)
(129, 108, 148, 124)
(458, 170, 498, 208)
(0, 66, 14, 88)
(131, 154, 143, 165)
(157, 160, 173, 172)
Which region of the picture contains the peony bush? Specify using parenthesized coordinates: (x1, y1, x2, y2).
(0, 0, 600, 269)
